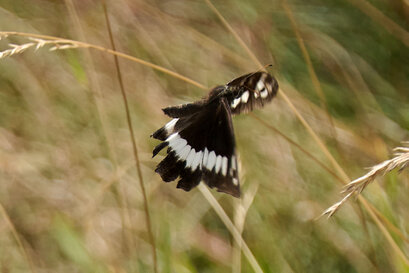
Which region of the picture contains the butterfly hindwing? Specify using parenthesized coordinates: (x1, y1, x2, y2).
(200, 98, 240, 197)
(152, 97, 240, 197)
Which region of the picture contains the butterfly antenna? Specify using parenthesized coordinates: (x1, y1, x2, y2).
(260, 63, 273, 72)
(248, 64, 273, 77)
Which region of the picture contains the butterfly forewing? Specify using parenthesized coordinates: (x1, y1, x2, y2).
(224, 72, 278, 115)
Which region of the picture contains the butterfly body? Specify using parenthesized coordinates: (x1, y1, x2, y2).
(152, 71, 278, 197)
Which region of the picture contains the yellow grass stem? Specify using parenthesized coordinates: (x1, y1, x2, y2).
(281, 0, 336, 138)
(198, 184, 264, 273)
(102, 4, 158, 272)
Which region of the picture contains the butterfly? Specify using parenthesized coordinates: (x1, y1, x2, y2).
(151, 71, 279, 197)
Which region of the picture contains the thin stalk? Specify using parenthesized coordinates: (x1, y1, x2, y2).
(233, 183, 259, 273)
(102, 4, 158, 273)
(63, 0, 136, 256)
(249, 113, 344, 184)
(204, 0, 263, 69)
(281, 0, 337, 139)
(0, 203, 36, 273)
(198, 184, 264, 273)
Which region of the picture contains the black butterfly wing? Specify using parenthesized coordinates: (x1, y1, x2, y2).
(223, 72, 279, 115)
(201, 97, 240, 197)
(152, 97, 240, 197)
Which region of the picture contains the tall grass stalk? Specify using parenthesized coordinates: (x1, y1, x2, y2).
(232, 183, 259, 273)
(102, 3, 158, 272)
(281, 0, 336, 138)
(198, 184, 264, 273)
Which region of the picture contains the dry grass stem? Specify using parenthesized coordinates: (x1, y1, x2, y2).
(198, 184, 264, 273)
(102, 3, 157, 272)
(0, 37, 80, 58)
(0, 203, 36, 273)
(233, 183, 259, 273)
(281, 0, 336, 139)
(324, 143, 409, 217)
(204, 0, 263, 70)
(0, 31, 206, 89)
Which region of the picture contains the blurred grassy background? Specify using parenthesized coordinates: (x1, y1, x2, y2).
(0, 0, 408, 272)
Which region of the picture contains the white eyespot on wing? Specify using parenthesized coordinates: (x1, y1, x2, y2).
(206, 151, 217, 170)
(203, 148, 209, 166)
(256, 79, 265, 91)
(191, 151, 202, 171)
(241, 91, 250, 103)
(186, 148, 196, 168)
(254, 92, 259, 98)
(221, 156, 228, 176)
(215, 155, 223, 174)
(231, 98, 241, 109)
(165, 118, 178, 132)
(260, 89, 269, 99)
(233, 178, 239, 186)
(178, 145, 191, 161)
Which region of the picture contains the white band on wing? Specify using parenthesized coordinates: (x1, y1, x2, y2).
(166, 133, 237, 177)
